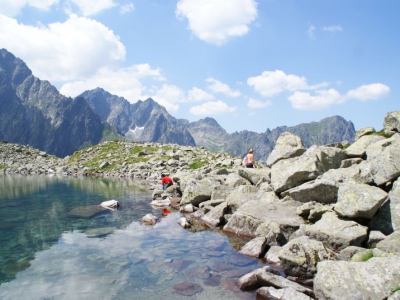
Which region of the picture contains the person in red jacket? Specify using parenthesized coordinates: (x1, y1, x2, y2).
(161, 174, 173, 190)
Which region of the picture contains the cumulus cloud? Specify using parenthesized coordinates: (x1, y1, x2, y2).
(247, 98, 272, 108)
(176, 0, 258, 45)
(346, 83, 390, 101)
(188, 87, 215, 102)
(288, 89, 344, 110)
(0, 14, 125, 82)
(322, 25, 343, 33)
(120, 3, 134, 15)
(247, 70, 328, 97)
(60, 64, 164, 103)
(307, 23, 316, 39)
(206, 77, 241, 97)
(67, 0, 116, 16)
(151, 84, 185, 113)
(0, 0, 59, 17)
(0, 0, 120, 17)
(189, 101, 237, 115)
(288, 83, 390, 110)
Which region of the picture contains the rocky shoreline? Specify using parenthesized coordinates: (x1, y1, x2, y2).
(1, 110, 400, 300)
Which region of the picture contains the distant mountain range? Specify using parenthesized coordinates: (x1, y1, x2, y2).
(0, 48, 356, 160)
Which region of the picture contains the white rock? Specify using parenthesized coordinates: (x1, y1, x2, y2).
(100, 199, 119, 209)
(151, 198, 171, 207)
(178, 217, 190, 229)
(142, 214, 159, 225)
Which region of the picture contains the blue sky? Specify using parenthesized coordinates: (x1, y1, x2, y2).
(0, 0, 398, 134)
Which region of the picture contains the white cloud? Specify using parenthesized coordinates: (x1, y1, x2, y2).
(120, 3, 134, 15)
(288, 89, 344, 110)
(0, 0, 59, 17)
(206, 77, 241, 97)
(60, 64, 164, 103)
(247, 70, 328, 97)
(188, 87, 215, 102)
(152, 84, 185, 113)
(176, 0, 258, 45)
(247, 98, 272, 108)
(0, 14, 125, 82)
(67, 0, 116, 16)
(322, 25, 343, 33)
(307, 23, 316, 39)
(288, 83, 390, 110)
(189, 101, 237, 115)
(346, 83, 390, 101)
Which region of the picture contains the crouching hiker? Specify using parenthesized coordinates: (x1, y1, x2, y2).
(161, 174, 174, 190)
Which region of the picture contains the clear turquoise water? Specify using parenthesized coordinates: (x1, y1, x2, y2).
(0, 175, 265, 299)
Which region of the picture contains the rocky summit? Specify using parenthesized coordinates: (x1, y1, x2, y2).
(1, 110, 400, 300)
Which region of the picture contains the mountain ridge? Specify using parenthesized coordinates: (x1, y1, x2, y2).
(0, 48, 356, 160)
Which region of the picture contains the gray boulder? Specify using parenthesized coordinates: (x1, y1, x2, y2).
(345, 135, 385, 158)
(257, 286, 312, 300)
(367, 230, 387, 248)
(369, 177, 400, 234)
(355, 127, 376, 141)
(223, 198, 304, 239)
(335, 183, 388, 220)
(339, 246, 367, 261)
(238, 167, 271, 185)
(237, 266, 314, 296)
(224, 172, 250, 187)
(364, 134, 400, 186)
(180, 177, 216, 206)
(226, 185, 266, 211)
(255, 220, 288, 246)
(376, 231, 400, 255)
(340, 157, 363, 168)
(314, 257, 400, 300)
(384, 110, 400, 133)
(303, 212, 368, 250)
(319, 163, 373, 185)
(308, 203, 333, 222)
(239, 236, 269, 258)
(279, 236, 330, 279)
(200, 202, 229, 227)
(266, 132, 306, 167)
(271, 146, 347, 193)
(281, 178, 339, 204)
(265, 245, 282, 265)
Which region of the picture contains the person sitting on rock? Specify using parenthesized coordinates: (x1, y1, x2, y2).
(245, 149, 256, 168)
(161, 174, 174, 190)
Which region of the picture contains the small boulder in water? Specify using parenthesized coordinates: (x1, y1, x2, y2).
(178, 217, 191, 229)
(100, 200, 119, 209)
(142, 214, 159, 225)
(151, 198, 171, 207)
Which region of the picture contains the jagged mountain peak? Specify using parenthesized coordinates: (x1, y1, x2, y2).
(0, 48, 106, 157)
(1, 48, 356, 160)
(78, 89, 196, 146)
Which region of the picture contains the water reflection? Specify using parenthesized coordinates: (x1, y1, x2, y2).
(0, 175, 264, 299)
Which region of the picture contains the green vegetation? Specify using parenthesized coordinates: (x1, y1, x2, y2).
(67, 141, 182, 172)
(188, 159, 207, 169)
(351, 249, 374, 262)
(392, 286, 400, 293)
(0, 164, 6, 170)
(100, 123, 125, 142)
(360, 250, 374, 262)
(342, 144, 350, 150)
(365, 129, 393, 139)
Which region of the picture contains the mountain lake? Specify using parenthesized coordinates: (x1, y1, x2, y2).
(0, 174, 269, 299)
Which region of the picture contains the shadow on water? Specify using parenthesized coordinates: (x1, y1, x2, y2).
(0, 174, 267, 299)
